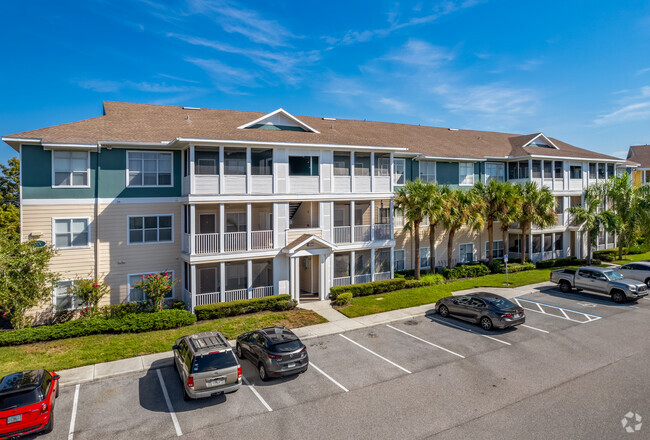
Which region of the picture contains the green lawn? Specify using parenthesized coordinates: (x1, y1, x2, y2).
(0, 309, 326, 377)
(338, 269, 553, 318)
(612, 250, 650, 264)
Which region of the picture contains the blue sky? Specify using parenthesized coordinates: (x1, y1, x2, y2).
(2, 0, 650, 163)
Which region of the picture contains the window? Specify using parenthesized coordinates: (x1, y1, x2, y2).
(127, 151, 172, 187)
(554, 161, 563, 179)
(225, 212, 246, 232)
(556, 196, 564, 214)
(375, 248, 391, 273)
(394, 208, 405, 228)
(420, 247, 431, 269)
(485, 162, 505, 183)
(598, 163, 606, 179)
(544, 235, 553, 252)
(128, 215, 173, 244)
(554, 234, 563, 252)
(333, 152, 351, 176)
(54, 218, 89, 249)
(377, 206, 390, 224)
(53, 151, 89, 187)
(289, 156, 319, 176)
(374, 154, 390, 176)
(199, 267, 218, 294)
(532, 235, 542, 253)
(508, 161, 529, 180)
(570, 165, 582, 179)
(129, 271, 174, 302)
(459, 162, 474, 186)
(459, 243, 474, 263)
(195, 150, 219, 175)
(509, 234, 520, 252)
(334, 253, 351, 278)
(394, 249, 405, 271)
(607, 164, 614, 177)
(419, 161, 436, 183)
(53, 280, 82, 310)
(355, 252, 370, 275)
(394, 158, 406, 185)
(251, 149, 272, 175)
(485, 241, 504, 259)
(518, 161, 529, 179)
(532, 160, 542, 178)
(543, 161, 552, 179)
(589, 163, 596, 178)
(354, 153, 370, 176)
(252, 260, 272, 287)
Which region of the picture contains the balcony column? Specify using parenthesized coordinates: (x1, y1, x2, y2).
(246, 147, 252, 194)
(246, 203, 252, 251)
(528, 158, 532, 181)
(370, 152, 375, 192)
(350, 251, 356, 284)
(390, 247, 395, 279)
(389, 152, 394, 192)
(370, 200, 376, 241)
(350, 201, 356, 242)
(247, 259, 253, 299)
(189, 204, 196, 255)
(190, 263, 197, 312)
(219, 204, 225, 253)
(371, 248, 376, 281)
(528, 234, 533, 262)
(389, 199, 395, 240)
(219, 262, 225, 303)
(219, 146, 225, 195)
(350, 152, 355, 193)
(189, 146, 195, 194)
(181, 204, 186, 252)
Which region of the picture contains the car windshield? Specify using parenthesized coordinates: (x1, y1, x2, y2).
(191, 351, 238, 373)
(490, 298, 516, 309)
(269, 340, 302, 353)
(0, 388, 43, 411)
(604, 271, 623, 281)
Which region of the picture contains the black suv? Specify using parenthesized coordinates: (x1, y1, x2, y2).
(236, 327, 308, 381)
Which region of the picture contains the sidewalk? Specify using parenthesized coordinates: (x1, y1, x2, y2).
(57, 281, 554, 388)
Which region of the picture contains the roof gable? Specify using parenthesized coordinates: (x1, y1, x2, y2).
(522, 133, 559, 149)
(237, 108, 320, 134)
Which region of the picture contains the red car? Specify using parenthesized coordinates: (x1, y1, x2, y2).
(0, 369, 59, 439)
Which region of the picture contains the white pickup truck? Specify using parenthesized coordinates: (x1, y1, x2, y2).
(550, 266, 648, 303)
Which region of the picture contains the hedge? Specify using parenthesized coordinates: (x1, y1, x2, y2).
(441, 264, 491, 280)
(329, 278, 406, 299)
(194, 294, 296, 321)
(334, 292, 353, 306)
(501, 262, 535, 273)
(0, 309, 197, 347)
(593, 250, 617, 262)
(536, 256, 602, 269)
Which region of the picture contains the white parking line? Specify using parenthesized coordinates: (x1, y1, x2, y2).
(521, 324, 549, 334)
(156, 369, 182, 437)
(310, 362, 349, 392)
(339, 334, 412, 374)
(386, 325, 465, 358)
(68, 384, 80, 440)
(242, 376, 272, 412)
(429, 317, 512, 346)
(513, 297, 603, 323)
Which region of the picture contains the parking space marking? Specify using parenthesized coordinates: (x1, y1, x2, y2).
(242, 376, 273, 412)
(428, 316, 511, 346)
(513, 297, 603, 323)
(68, 384, 80, 440)
(339, 334, 412, 374)
(310, 362, 349, 392)
(545, 291, 639, 309)
(386, 325, 465, 358)
(521, 324, 549, 334)
(156, 369, 182, 437)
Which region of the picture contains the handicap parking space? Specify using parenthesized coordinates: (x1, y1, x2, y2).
(520, 288, 638, 318)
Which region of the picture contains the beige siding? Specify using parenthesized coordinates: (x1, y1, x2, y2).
(396, 225, 483, 269)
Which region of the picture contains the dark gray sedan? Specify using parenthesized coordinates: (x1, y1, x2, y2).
(236, 326, 309, 381)
(435, 293, 525, 330)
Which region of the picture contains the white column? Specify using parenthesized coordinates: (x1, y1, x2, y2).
(180, 204, 186, 252)
(189, 146, 195, 194)
(370, 200, 375, 241)
(350, 251, 356, 284)
(389, 152, 394, 192)
(219, 146, 225, 194)
(390, 247, 395, 279)
(350, 152, 355, 193)
(189, 204, 196, 255)
(370, 152, 375, 192)
(246, 203, 252, 251)
(247, 259, 253, 299)
(528, 158, 532, 181)
(246, 147, 252, 194)
(219, 262, 226, 303)
(350, 201, 356, 242)
(219, 203, 225, 253)
(371, 248, 376, 281)
(529, 234, 533, 262)
(190, 264, 197, 312)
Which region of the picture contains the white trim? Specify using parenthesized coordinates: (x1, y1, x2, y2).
(417, 155, 485, 162)
(488, 154, 624, 163)
(125, 150, 174, 188)
(127, 270, 175, 302)
(236, 108, 321, 133)
(22, 197, 182, 205)
(283, 234, 336, 253)
(126, 214, 174, 245)
(458, 242, 474, 263)
(43, 143, 97, 150)
(458, 162, 474, 186)
(419, 246, 431, 269)
(484, 240, 504, 259)
(186, 193, 396, 204)
(52, 279, 83, 311)
(523, 133, 559, 150)
(51, 150, 91, 189)
(51, 217, 91, 250)
(170, 138, 408, 152)
(2, 136, 41, 144)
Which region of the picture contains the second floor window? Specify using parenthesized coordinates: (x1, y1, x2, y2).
(224, 148, 246, 175)
(459, 162, 474, 186)
(54, 218, 89, 249)
(570, 165, 582, 179)
(419, 161, 436, 183)
(333, 152, 351, 176)
(195, 150, 219, 175)
(394, 158, 405, 185)
(127, 151, 172, 187)
(53, 151, 89, 187)
(554, 161, 564, 179)
(128, 215, 172, 244)
(251, 149, 272, 175)
(354, 153, 370, 176)
(374, 153, 390, 176)
(289, 156, 319, 176)
(485, 162, 505, 183)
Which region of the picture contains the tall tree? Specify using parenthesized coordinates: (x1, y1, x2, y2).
(394, 179, 431, 280)
(473, 179, 515, 266)
(518, 182, 557, 261)
(0, 157, 19, 207)
(605, 174, 640, 260)
(496, 182, 522, 259)
(424, 183, 446, 273)
(441, 187, 485, 268)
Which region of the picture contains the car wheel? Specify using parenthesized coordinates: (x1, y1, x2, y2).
(438, 305, 450, 317)
(611, 290, 625, 304)
(43, 412, 54, 433)
(259, 363, 269, 382)
(236, 343, 243, 359)
(480, 317, 493, 331)
(559, 281, 572, 293)
(645, 278, 650, 288)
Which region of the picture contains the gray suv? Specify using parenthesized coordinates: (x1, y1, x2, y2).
(172, 332, 241, 401)
(236, 327, 308, 381)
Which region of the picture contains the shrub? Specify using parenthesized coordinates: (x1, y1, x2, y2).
(593, 250, 617, 262)
(194, 294, 294, 321)
(68, 275, 110, 317)
(501, 262, 535, 273)
(404, 274, 445, 288)
(169, 300, 187, 310)
(536, 257, 601, 269)
(334, 292, 353, 306)
(134, 272, 178, 311)
(628, 244, 650, 255)
(99, 302, 149, 318)
(441, 264, 491, 280)
(0, 309, 196, 347)
(272, 299, 297, 311)
(488, 260, 503, 274)
(329, 278, 406, 299)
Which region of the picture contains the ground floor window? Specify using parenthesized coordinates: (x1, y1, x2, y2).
(375, 248, 390, 273)
(225, 262, 247, 291)
(459, 243, 474, 263)
(485, 240, 504, 259)
(199, 267, 218, 294)
(53, 280, 82, 310)
(420, 246, 431, 269)
(394, 249, 405, 271)
(128, 271, 175, 302)
(252, 260, 273, 287)
(334, 253, 350, 278)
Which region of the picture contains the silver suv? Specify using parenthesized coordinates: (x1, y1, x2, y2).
(172, 332, 242, 401)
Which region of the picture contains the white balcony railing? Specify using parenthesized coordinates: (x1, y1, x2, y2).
(374, 271, 391, 281)
(196, 291, 220, 306)
(224, 232, 247, 252)
(195, 233, 219, 254)
(354, 274, 372, 284)
(251, 285, 274, 298)
(251, 230, 273, 250)
(374, 224, 391, 240)
(354, 225, 371, 242)
(224, 288, 247, 302)
(333, 226, 351, 244)
(333, 276, 351, 287)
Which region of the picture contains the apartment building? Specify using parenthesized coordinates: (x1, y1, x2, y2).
(2, 102, 626, 313)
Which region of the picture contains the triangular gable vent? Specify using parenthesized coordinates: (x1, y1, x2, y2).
(237, 108, 320, 133)
(524, 133, 559, 149)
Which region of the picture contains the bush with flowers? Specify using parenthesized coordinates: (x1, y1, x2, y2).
(134, 272, 178, 312)
(68, 275, 110, 317)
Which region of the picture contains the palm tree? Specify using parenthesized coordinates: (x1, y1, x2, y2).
(605, 174, 640, 260)
(569, 184, 618, 263)
(394, 179, 430, 280)
(441, 187, 485, 268)
(424, 183, 447, 273)
(518, 181, 557, 261)
(474, 179, 516, 266)
(496, 182, 522, 259)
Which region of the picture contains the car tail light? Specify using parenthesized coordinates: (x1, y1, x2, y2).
(268, 353, 281, 359)
(237, 367, 242, 378)
(300, 347, 306, 353)
(40, 403, 48, 414)
(187, 376, 194, 388)
(500, 313, 513, 318)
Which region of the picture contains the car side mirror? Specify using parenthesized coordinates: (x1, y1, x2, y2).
(172, 345, 179, 350)
(53, 375, 61, 381)
(452, 299, 458, 304)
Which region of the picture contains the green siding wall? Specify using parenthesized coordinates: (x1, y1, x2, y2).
(22, 145, 181, 199)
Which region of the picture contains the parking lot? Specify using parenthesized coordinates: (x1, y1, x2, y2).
(31, 287, 650, 440)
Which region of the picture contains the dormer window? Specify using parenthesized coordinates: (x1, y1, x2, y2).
(523, 133, 559, 150)
(237, 108, 320, 133)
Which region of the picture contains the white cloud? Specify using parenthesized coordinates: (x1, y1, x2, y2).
(636, 67, 650, 76)
(433, 83, 537, 116)
(185, 58, 260, 94)
(593, 86, 650, 125)
(379, 97, 409, 114)
(76, 79, 194, 93)
(383, 39, 454, 67)
(611, 150, 629, 159)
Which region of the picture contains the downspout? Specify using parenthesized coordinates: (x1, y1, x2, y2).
(94, 144, 101, 279)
